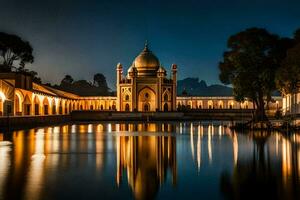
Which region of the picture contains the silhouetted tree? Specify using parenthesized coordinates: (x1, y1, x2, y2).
(276, 28, 300, 95)
(60, 75, 74, 85)
(0, 32, 34, 71)
(93, 73, 108, 87)
(219, 28, 293, 122)
(28, 70, 42, 83)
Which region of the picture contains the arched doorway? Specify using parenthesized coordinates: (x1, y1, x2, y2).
(43, 98, 49, 115)
(163, 103, 168, 111)
(143, 103, 150, 112)
(125, 103, 130, 111)
(138, 87, 156, 112)
(33, 96, 40, 115)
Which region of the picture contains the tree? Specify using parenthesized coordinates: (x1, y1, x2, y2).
(60, 75, 74, 85)
(276, 29, 300, 95)
(93, 73, 109, 94)
(93, 73, 108, 88)
(219, 28, 292, 122)
(29, 70, 42, 83)
(0, 32, 34, 70)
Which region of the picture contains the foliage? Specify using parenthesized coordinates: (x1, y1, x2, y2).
(276, 29, 300, 94)
(177, 78, 233, 96)
(0, 32, 34, 70)
(219, 28, 292, 121)
(57, 73, 111, 96)
(61, 75, 74, 85)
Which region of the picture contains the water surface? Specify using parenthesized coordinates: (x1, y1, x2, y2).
(0, 122, 299, 200)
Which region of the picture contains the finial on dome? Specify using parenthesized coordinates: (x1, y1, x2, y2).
(143, 40, 149, 51)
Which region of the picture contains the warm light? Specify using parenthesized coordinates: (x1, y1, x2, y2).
(0, 91, 6, 101)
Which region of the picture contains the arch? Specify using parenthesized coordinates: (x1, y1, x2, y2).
(33, 95, 40, 115)
(23, 94, 31, 115)
(125, 103, 130, 111)
(138, 87, 156, 112)
(197, 100, 203, 109)
(163, 90, 170, 102)
(51, 98, 57, 114)
(163, 103, 169, 111)
(218, 100, 224, 109)
(59, 100, 63, 114)
(143, 103, 150, 112)
(112, 101, 116, 110)
(208, 100, 213, 109)
(228, 101, 234, 109)
(15, 90, 24, 115)
(43, 97, 50, 115)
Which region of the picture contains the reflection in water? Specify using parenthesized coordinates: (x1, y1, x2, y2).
(0, 122, 299, 200)
(116, 135, 176, 200)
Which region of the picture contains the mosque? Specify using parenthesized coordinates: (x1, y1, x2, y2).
(0, 44, 281, 117)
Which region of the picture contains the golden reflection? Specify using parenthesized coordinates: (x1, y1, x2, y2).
(282, 137, 292, 185)
(24, 128, 45, 200)
(116, 135, 176, 200)
(208, 126, 212, 163)
(197, 130, 201, 172)
(190, 123, 195, 160)
(0, 143, 10, 196)
(232, 132, 238, 166)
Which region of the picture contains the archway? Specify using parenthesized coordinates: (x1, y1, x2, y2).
(52, 99, 57, 114)
(59, 101, 63, 114)
(143, 103, 150, 112)
(228, 101, 234, 109)
(43, 97, 50, 115)
(163, 103, 168, 111)
(23, 94, 31, 115)
(208, 100, 213, 109)
(125, 103, 130, 111)
(138, 87, 156, 112)
(33, 96, 40, 115)
(218, 101, 224, 109)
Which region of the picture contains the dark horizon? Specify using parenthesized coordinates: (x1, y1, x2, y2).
(1, 0, 300, 89)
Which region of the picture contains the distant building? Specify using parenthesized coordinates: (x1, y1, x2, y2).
(116, 43, 177, 111)
(282, 84, 300, 126)
(0, 44, 281, 117)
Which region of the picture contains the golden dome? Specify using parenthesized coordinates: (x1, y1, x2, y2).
(132, 43, 160, 76)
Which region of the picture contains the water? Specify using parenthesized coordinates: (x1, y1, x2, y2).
(0, 122, 299, 200)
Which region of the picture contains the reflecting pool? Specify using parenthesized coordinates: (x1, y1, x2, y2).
(0, 122, 300, 200)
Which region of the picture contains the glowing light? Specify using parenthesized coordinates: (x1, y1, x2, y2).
(190, 123, 194, 160)
(197, 130, 201, 172)
(88, 124, 93, 133)
(0, 91, 6, 101)
(208, 130, 212, 163)
(232, 133, 238, 166)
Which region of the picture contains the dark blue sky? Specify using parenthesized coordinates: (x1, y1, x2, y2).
(1, 0, 300, 89)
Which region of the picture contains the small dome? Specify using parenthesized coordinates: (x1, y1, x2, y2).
(127, 66, 137, 73)
(157, 66, 166, 73)
(132, 43, 160, 76)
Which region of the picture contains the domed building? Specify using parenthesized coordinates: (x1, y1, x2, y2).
(116, 43, 177, 111)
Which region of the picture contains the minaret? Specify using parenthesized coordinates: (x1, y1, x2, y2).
(157, 66, 166, 111)
(116, 63, 123, 111)
(172, 64, 177, 111)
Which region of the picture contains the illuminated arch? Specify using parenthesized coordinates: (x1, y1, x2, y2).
(33, 95, 41, 115)
(138, 87, 156, 112)
(14, 90, 24, 115)
(43, 97, 50, 115)
(218, 100, 224, 109)
(228, 101, 234, 109)
(208, 100, 213, 109)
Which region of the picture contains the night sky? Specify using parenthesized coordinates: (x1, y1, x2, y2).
(1, 0, 300, 89)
